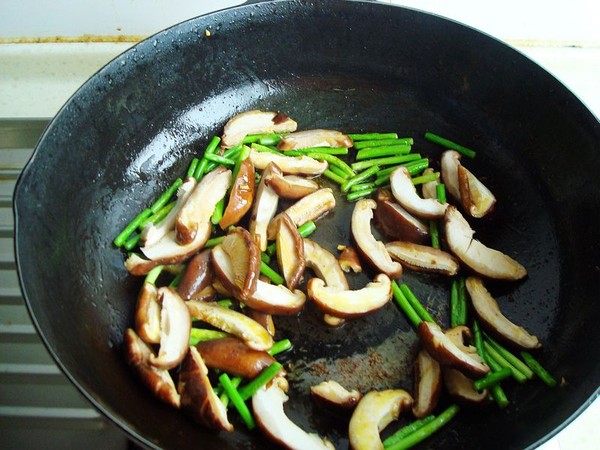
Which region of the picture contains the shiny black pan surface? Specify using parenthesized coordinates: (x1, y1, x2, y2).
(14, 1, 600, 448)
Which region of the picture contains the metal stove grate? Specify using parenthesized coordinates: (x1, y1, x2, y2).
(0, 119, 128, 449)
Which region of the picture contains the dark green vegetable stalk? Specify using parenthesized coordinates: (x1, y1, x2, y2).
(242, 133, 285, 146)
(350, 181, 376, 192)
(193, 136, 221, 179)
(266, 221, 316, 256)
(411, 171, 439, 186)
(383, 415, 436, 448)
(355, 144, 411, 161)
(219, 375, 241, 408)
(139, 201, 176, 230)
(114, 209, 153, 247)
(307, 152, 355, 177)
(294, 146, 349, 155)
(341, 165, 380, 192)
(473, 321, 510, 408)
(520, 352, 557, 387)
(211, 197, 225, 225)
(267, 338, 293, 356)
(353, 137, 413, 149)
(473, 367, 512, 392)
(204, 235, 225, 248)
(351, 153, 421, 172)
(260, 261, 284, 285)
(250, 142, 282, 155)
(144, 265, 164, 285)
(346, 187, 377, 201)
(219, 373, 255, 429)
(391, 281, 422, 329)
(323, 169, 347, 185)
(424, 132, 476, 158)
(204, 153, 236, 166)
(405, 158, 430, 176)
(385, 405, 460, 450)
(237, 362, 284, 401)
(483, 341, 528, 383)
(456, 277, 468, 326)
(484, 335, 534, 380)
(347, 132, 398, 141)
(435, 183, 447, 203)
(429, 220, 440, 249)
(399, 284, 436, 324)
(450, 279, 460, 327)
(188, 328, 230, 346)
(327, 164, 351, 180)
(186, 157, 199, 178)
(168, 269, 184, 288)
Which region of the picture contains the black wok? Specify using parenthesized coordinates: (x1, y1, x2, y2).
(13, 1, 600, 448)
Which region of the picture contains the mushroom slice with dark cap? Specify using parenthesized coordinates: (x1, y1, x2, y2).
(245, 308, 276, 337)
(443, 367, 489, 406)
(444, 206, 527, 281)
(249, 162, 280, 251)
(338, 246, 362, 273)
(307, 273, 392, 319)
(187, 300, 273, 351)
(123, 328, 180, 409)
(177, 346, 233, 431)
(348, 389, 413, 450)
(442, 150, 496, 218)
(221, 227, 261, 300)
(263, 164, 319, 199)
(385, 241, 459, 276)
(390, 166, 448, 219)
(212, 244, 306, 315)
(374, 189, 430, 244)
(177, 249, 214, 301)
(253, 381, 335, 450)
(267, 188, 336, 240)
(196, 337, 279, 379)
(466, 276, 541, 349)
(135, 281, 161, 344)
(219, 156, 255, 229)
(221, 110, 297, 148)
(351, 199, 403, 279)
(311, 380, 362, 411)
(412, 349, 442, 419)
(149, 287, 191, 370)
(276, 212, 306, 290)
(417, 322, 490, 379)
(250, 148, 328, 176)
(458, 164, 496, 218)
(277, 129, 353, 150)
(303, 238, 349, 327)
(175, 166, 232, 245)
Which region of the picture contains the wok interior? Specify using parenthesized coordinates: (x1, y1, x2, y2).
(15, 2, 600, 449)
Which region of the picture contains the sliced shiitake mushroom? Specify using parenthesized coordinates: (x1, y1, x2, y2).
(338, 246, 362, 273)
(249, 162, 280, 251)
(212, 243, 306, 315)
(221, 110, 297, 148)
(417, 321, 490, 379)
(465, 276, 541, 349)
(175, 166, 232, 245)
(385, 241, 459, 276)
(390, 166, 448, 219)
(187, 300, 273, 351)
(420, 168, 440, 200)
(458, 165, 496, 218)
(253, 382, 335, 450)
(177, 249, 214, 301)
(443, 367, 489, 406)
(196, 337, 279, 379)
(442, 150, 496, 218)
(245, 308, 276, 337)
(277, 129, 353, 150)
(412, 349, 442, 419)
(444, 206, 527, 281)
(307, 273, 392, 319)
(123, 328, 180, 409)
(219, 156, 255, 229)
(303, 239, 349, 290)
(135, 281, 161, 344)
(250, 148, 328, 176)
(374, 189, 430, 244)
(311, 380, 362, 411)
(221, 227, 261, 300)
(177, 346, 233, 431)
(441, 150, 462, 200)
(351, 199, 403, 278)
(276, 213, 306, 290)
(263, 165, 319, 199)
(267, 188, 336, 240)
(141, 177, 197, 248)
(348, 389, 413, 450)
(149, 287, 192, 370)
